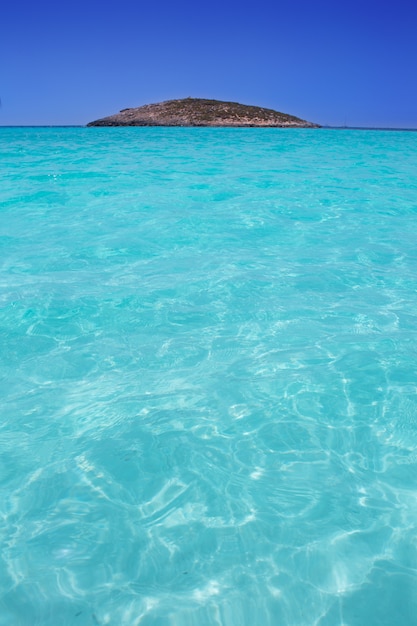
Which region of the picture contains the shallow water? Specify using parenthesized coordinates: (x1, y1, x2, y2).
(1, 127, 417, 625)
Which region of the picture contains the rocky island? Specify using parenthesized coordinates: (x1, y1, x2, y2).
(87, 98, 320, 128)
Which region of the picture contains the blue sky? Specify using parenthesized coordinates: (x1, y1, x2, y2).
(1, 0, 416, 127)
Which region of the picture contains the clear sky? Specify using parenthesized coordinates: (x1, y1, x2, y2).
(1, 0, 416, 127)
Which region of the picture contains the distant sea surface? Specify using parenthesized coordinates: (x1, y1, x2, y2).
(1, 127, 417, 626)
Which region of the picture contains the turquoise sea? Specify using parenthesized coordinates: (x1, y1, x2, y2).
(1, 127, 417, 625)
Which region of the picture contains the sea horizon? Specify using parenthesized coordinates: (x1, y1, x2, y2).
(1, 124, 417, 131)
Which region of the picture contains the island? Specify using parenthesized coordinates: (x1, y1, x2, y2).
(87, 98, 320, 128)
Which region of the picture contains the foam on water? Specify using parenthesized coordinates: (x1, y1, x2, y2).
(1, 127, 417, 625)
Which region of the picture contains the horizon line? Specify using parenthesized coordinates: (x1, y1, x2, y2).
(1, 124, 417, 131)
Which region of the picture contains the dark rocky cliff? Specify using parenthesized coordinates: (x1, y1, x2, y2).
(87, 98, 320, 127)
